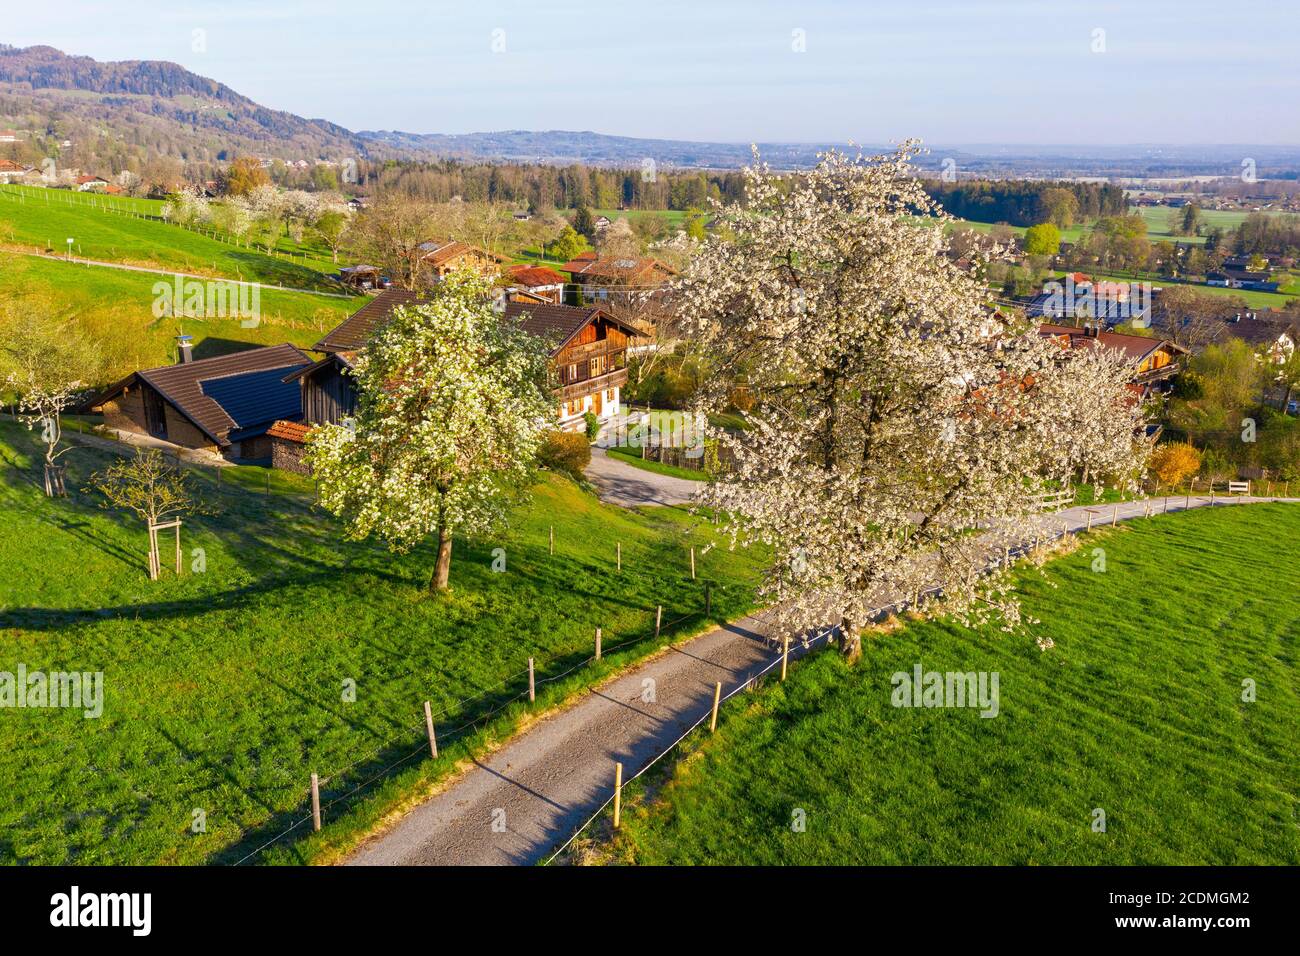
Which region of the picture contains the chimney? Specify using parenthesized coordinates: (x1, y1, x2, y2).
(176, 334, 194, 364)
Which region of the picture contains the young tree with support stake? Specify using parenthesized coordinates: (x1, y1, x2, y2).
(87, 449, 196, 579)
(307, 270, 553, 592)
(678, 144, 1146, 661)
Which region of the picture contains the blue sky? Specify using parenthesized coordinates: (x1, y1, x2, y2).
(5, 0, 1298, 144)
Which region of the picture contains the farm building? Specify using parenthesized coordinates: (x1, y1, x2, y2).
(277, 289, 639, 468)
(1038, 322, 1187, 396)
(558, 253, 675, 304)
(415, 239, 507, 280)
(85, 342, 312, 461)
(502, 265, 567, 304)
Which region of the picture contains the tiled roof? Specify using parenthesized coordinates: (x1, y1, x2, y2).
(506, 265, 566, 287)
(266, 420, 313, 443)
(503, 301, 643, 354)
(90, 343, 311, 446)
(314, 288, 428, 352)
(416, 239, 505, 267)
(1039, 323, 1185, 364)
(559, 254, 675, 283)
(503, 301, 601, 352)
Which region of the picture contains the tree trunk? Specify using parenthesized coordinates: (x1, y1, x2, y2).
(430, 524, 453, 592)
(837, 617, 862, 664)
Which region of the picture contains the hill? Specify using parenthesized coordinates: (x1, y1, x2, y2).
(0, 43, 367, 173)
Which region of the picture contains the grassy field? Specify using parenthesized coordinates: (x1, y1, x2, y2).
(606, 443, 707, 481)
(956, 205, 1293, 251)
(0, 253, 354, 377)
(0, 185, 342, 291)
(1047, 267, 1296, 309)
(601, 504, 1300, 865)
(0, 418, 765, 865)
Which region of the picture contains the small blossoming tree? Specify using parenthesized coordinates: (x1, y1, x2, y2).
(678, 144, 1146, 659)
(307, 271, 553, 591)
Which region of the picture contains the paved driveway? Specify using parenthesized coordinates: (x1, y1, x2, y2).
(583, 446, 700, 508)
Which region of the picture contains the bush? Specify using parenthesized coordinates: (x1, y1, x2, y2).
(538, 431, 590, 479)
(583, 411, 601, 441)
(1147, 442, 1201, 487)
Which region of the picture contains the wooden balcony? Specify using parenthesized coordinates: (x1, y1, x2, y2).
(555, 366, 628, 402)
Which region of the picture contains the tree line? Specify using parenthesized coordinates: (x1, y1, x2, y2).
(925, 179, 1128, 227)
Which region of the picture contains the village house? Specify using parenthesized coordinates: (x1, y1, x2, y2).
(1221, 314, 1297, 363)
(1205, 268, 1279, 292)
(0, 129, 17, 143)
(84, 341, 312, 461)
(75, 175, 110, 192)
(501, 264, 567, 305)
(0, 159, 32, 183)
(558, 252, 676, 304)
(267, 289, 640, 472)
(415, 239, 506, 281)
(1039, 322, 1187, 397)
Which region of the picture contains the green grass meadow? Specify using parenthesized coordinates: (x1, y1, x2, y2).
(0, 419, 764, 864)
(1, 253, 355, 374)
(0, 185, 342, 291)
(605, 504, 1300, 865)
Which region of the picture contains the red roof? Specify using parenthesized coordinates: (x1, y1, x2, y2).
(506, 265, 566, 287)
(1038, 323, 1186, 364)
(266, 420, 312, 443)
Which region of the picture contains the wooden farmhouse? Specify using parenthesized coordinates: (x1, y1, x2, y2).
(266, 289, 639, 470)
(416, 240, 507, 281)
(1038, 322, 1188, 396)
(85, 342, 312, 461)
(558, 253, 675, 304)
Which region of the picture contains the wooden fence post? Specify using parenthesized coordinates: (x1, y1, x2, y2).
(781, 636, 789, 682)
(174, 521, 182, 574)
(613, 762, 623, 829)
(655, 605, 662, 638)
(310, 773, 322, 832)
(595, 627, 602, 661)
(549, 525, 554, 555)
(690, 546, 696, 580)
(1086, 510, 1093, 532)
(616, 541, 621, 571)
(710, 682, 722, 732)
(528, 657, 535, 703)
(420, 700, 438, 758)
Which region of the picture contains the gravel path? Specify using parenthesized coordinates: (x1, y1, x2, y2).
(345, 493, 1294, 866)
